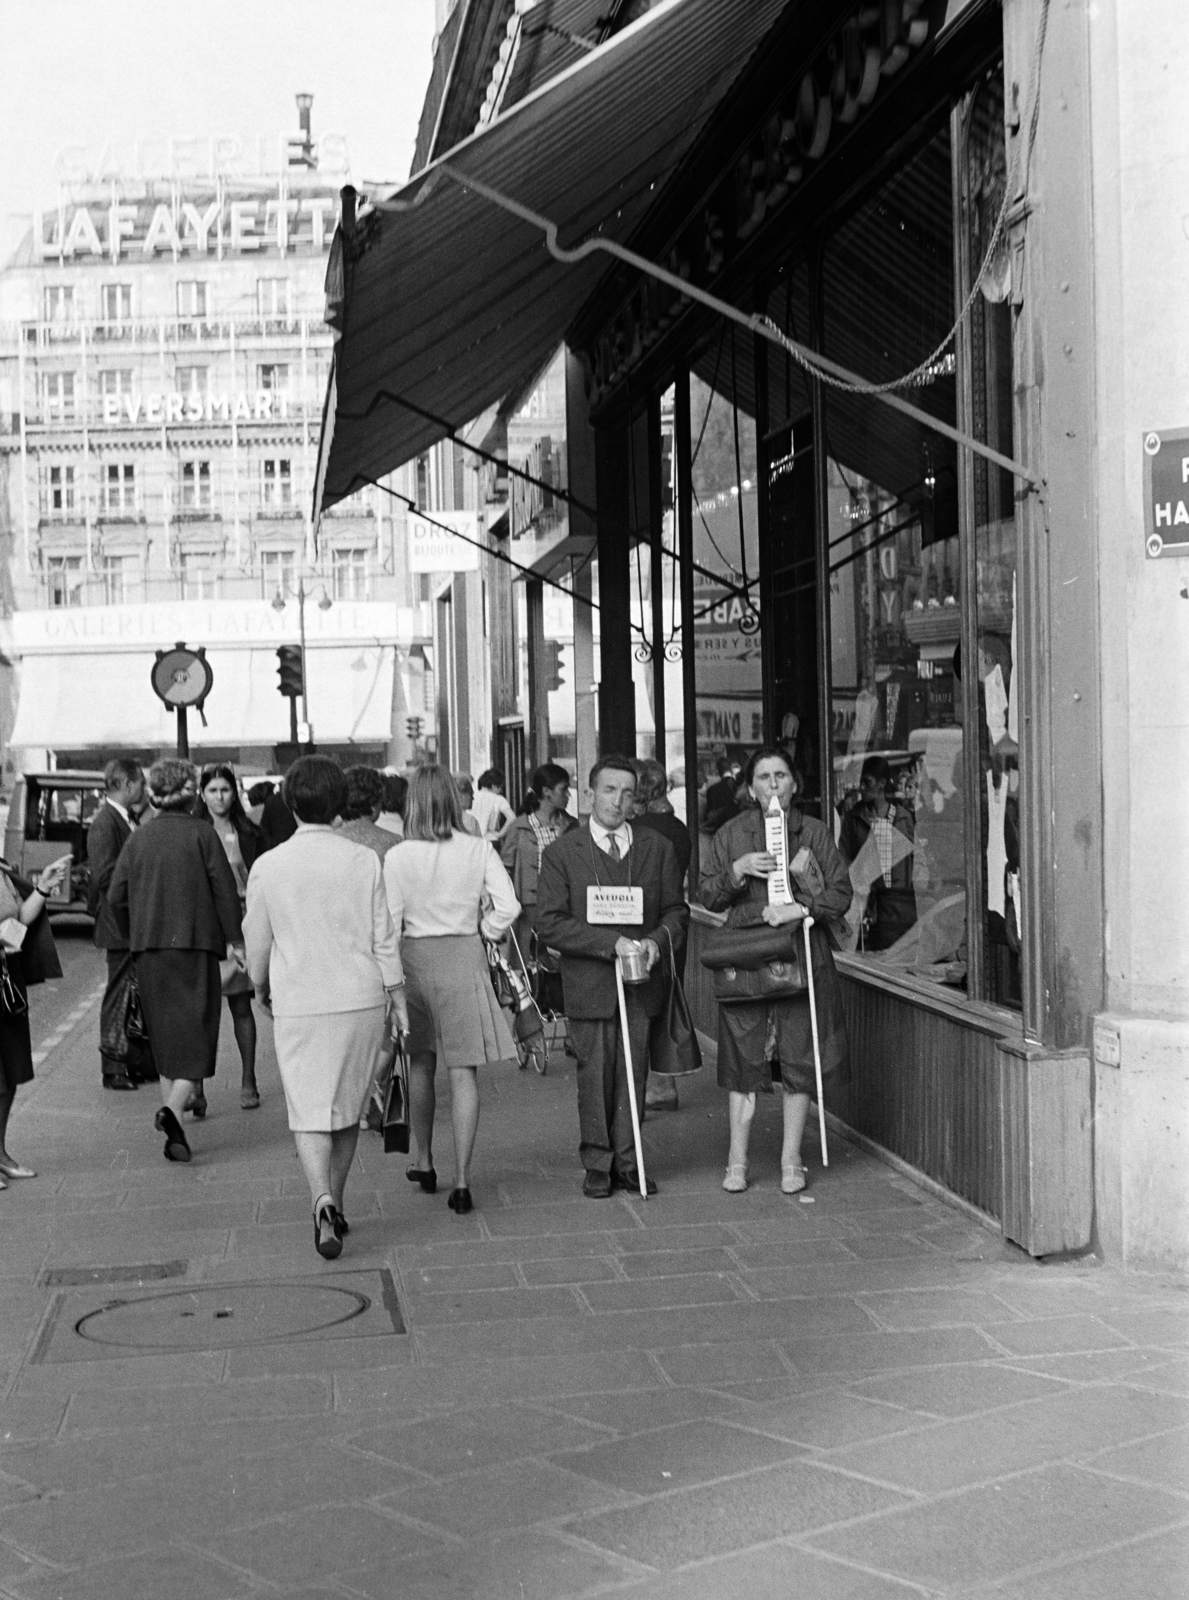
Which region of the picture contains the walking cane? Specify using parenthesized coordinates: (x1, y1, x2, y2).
(614, 959, 649, 1199)
(802, 916, 829, 1168)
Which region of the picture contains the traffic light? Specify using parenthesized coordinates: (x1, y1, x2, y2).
(543, 637, 564, 692)
(406, 716, 424, 740)
(276, 644, 304, 698)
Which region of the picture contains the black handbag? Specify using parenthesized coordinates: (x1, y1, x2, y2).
(124, 970, 149, 1042)
(649, 927, 702, 1075)
(0, 951, 27, 1019)
(382, 1035, 411, 1154)
(700, 920, 808, 1006)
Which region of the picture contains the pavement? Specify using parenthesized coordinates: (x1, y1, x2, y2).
(1, 969, 1188, 1600)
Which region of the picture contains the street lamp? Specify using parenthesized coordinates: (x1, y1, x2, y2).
(272, 576, 332, 744)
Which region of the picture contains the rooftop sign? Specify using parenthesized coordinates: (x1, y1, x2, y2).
(34, 186, 341, 262)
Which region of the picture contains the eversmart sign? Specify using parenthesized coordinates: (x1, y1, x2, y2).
(101, 390, 291, 425)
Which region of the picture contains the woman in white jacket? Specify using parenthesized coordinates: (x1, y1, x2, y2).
(384, 766, 519, 1215)
(244, 757, 406, 1259)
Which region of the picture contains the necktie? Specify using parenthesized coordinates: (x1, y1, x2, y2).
(607, 833, 621, 862)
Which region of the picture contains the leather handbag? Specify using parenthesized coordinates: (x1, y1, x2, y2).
(124, 970, 150, 1042)
(0, 951, 27, 1019)
(649, 927, 702, 1076)
(382, 1035, 411, 1155)
(700, 920, 808, 1006)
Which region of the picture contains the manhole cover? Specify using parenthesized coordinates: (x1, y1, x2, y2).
(75, 1282, 370, 1351)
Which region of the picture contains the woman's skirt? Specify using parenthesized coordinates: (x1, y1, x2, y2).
(715, 930, 850, 1096)
(0, 954, 33, 1094)
(137, 950, 221, 1081)
(402, 934, 515, 1068)
(273, 1005, 387, 1132)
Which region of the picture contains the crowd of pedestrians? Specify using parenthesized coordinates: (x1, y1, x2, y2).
(2, 741, 853, 1252)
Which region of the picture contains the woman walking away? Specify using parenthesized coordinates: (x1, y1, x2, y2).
(244, 757, 406, 1259)
(108, 761, 245, 1166)
(0, 854, 67, 1186)
(699, 747, 851, 1195)
(384, 766, 520, 1215)
(196, 765, 267, 1111)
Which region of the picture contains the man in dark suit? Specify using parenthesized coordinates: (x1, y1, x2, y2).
(87, 759, 154, 1089)
(537, 754, 688, 1198)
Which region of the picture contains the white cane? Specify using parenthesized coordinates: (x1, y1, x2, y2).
(802, 915, 829, 1168)
(614, 959, 649, 1199)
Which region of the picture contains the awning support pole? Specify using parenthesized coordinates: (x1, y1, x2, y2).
(435, 167, 1042, 490)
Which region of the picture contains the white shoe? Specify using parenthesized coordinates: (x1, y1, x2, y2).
(781, 1164, 808, 1195)
(722, 1163, 748, 1193)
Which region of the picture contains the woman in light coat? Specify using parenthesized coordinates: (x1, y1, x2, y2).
(384, 766, 519, 1215)
(245, 756, 406, 1259)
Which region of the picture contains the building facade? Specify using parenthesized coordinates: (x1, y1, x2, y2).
(0, 120, 432, 774)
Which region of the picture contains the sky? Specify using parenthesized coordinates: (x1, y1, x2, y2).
(0, 0, 439, 259)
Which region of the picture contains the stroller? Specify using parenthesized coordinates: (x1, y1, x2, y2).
(487, 926, 571, 1075)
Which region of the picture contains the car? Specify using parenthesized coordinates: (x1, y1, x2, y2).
(3, 771, 106, 916)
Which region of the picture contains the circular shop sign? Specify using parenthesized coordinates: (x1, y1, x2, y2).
(151, 645, 213, 708)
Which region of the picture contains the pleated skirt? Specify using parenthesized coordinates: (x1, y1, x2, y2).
(401, 934, 515, 1068)
(273, 1005, 387, 1132)
(137, 950, 221, 1082)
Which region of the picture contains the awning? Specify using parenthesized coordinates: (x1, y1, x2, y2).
(11, 647, 394, 749)
(315, 0, 791, 513)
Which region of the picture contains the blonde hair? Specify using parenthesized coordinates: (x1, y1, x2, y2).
(404, 766, 464, 842)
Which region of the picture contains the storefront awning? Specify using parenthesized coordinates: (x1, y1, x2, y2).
(315, 0, 791, 513)
(11, 647, 394, 751)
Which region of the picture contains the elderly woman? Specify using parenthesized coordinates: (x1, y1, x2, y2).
(108, 760, 245, 1165)
(699, 746, 851, 1195)
(195, 764, 268, 1111)
(245, 757, 405, 1259)
(0, 853, 67, 1186)
(384, 766, 519, 1215)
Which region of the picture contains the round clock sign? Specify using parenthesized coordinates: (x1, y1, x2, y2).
(150, 643, 213, 710)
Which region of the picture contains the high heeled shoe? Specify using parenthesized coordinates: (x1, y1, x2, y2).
(154, 1107, 191, 1164)
(313, 1196, 342, 1259)
(406, 1165, 437, 1194)
(447, 1187, 473, 1215)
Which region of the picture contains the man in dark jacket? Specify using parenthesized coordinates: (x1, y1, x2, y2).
(537, 755, 688, 1197)
(87, 759, 154, 1089)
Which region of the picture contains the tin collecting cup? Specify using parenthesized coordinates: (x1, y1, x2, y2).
(618, 944, 650, 985)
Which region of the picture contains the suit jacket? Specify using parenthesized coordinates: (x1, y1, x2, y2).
(259, 792, 297, 851)
(536, 823, 688, 1020)
(86, 801, 133, 950)
(108, 811, 243, 956)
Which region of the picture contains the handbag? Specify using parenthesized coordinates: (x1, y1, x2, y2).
(382, 1035, 411, 1155)
(649, 926, 702, 1075)
(700, 919, 808, 1006)
(124, 970, 150, 1043)
(0, 951, 27, 1019)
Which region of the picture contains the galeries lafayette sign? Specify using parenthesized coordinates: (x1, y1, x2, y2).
(35, 189, 340, 261)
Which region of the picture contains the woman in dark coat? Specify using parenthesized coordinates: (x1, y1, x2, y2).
(699, 746, 851, 1196)
(108, 759, 244, 1164)
(196, 765, 267, 1111)
(0, 855, 67, 1186)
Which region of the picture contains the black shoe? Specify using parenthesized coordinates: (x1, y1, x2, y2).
(129, 1066, 159, 1084)
(406, 1166, 437, 1194)
(314, 1198, 342, 1259)
(154, 1106, 191, 1163)
(103, 1074, 138, 1091)
(187, 1090, 207, 1119)
(447, 1187, 473, 1214)
(582, 1170, 613, 1199)
(334, 1214, 350, 1238)
(612, 1171, 658, 1196)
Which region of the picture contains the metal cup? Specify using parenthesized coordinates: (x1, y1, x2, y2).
(618, 944, 649, 985)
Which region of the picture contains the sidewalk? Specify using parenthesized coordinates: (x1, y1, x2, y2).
(1, 993, 1187, 1600)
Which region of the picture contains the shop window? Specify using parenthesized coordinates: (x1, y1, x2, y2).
(332, 547, 369, 600)
(46, 555, 83, 608)
(102, 462, 136, 515)
(45, 465, 77, 518)
(260, 458, 292, 508)
(43, 285, 74, 324)
(257, 363, 289, 392)
(42, 371, 76, 420)
(261, 548, 296, 598)
(176, 281, 208, 318)
(179, 552, 219, 600)
(101, 284, 133, 323)
(180, 460, 212, 511)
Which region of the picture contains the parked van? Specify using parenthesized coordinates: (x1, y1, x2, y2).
(3, 772, 106, 915)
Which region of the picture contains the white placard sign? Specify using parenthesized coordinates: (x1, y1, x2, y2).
(587, 885, 644, 925)
(407, 511, 480, 573)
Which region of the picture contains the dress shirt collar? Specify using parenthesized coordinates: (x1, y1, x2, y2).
(589, 818, 632, 856)
(105, 797, 136, 830)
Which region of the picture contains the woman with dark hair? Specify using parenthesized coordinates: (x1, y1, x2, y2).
(500, 763, 575, 967)
(0, 853, 66, 1185)
(699, 745, 851, 1196)
(244, 756, 405, 1258)
(383, 766, 520, 1214)
(838, 755, 916, 951)
(108, 760, 244, 1165)
(196, 765, 267, 1110)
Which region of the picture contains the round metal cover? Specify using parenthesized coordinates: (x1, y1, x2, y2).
(75, 1282, 370, 1351)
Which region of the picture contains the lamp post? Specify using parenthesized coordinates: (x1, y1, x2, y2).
(272, 575, 332, 745)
